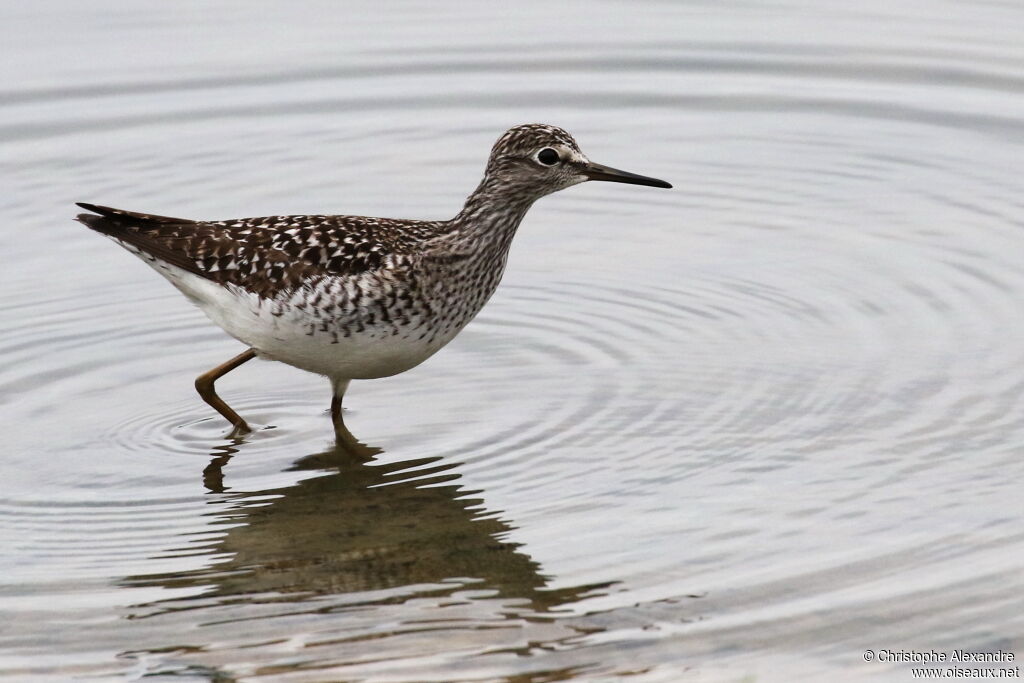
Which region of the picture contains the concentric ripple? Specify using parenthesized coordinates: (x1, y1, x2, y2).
(4, 1, 1024, 680)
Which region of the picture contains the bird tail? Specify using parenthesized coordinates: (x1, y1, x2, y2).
(75, 202, 189, 233)
(74, 202, 204, 275)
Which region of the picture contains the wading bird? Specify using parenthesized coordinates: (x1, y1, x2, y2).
(77, 124, 671, 437)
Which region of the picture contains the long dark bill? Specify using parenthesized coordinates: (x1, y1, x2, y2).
(584, 162, 672, 189)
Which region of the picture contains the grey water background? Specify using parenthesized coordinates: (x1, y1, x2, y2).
(3, 1, 1024, 680)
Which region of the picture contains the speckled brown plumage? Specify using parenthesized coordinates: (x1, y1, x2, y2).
(76, 206, 446, 299)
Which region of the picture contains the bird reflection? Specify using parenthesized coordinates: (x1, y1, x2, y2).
(125, 427, 610, 614)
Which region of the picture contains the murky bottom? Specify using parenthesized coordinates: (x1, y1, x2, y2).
(3, 1, 1024, 680)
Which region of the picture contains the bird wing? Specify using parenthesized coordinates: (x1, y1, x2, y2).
(76, 203, 441, 298)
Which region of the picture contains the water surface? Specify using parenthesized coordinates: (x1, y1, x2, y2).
(3, 1, 1024, 680)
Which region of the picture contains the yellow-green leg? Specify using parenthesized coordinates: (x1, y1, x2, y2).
(195, 348, 256, 436)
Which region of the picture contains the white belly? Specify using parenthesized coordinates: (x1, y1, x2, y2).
(153, 263, 458, 380)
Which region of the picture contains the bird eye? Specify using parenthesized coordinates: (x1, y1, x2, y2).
(537, 148, 560, 166)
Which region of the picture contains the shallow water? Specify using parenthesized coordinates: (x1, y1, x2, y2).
(3, 1, 1024, 681)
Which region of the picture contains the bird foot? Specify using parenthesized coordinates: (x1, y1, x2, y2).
(227, 422, 252, 439)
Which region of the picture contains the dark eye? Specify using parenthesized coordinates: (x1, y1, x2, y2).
(537, 148, 559, 166)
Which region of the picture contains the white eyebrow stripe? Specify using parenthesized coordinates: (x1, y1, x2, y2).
(567, 148, 589, 164)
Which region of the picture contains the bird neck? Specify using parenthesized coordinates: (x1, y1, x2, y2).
(441, 177, 537, 254)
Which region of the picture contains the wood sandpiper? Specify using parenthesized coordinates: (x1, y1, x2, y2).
(76, 124, 671, 437)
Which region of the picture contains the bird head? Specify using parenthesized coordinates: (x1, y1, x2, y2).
(481, 123, 671, 202)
